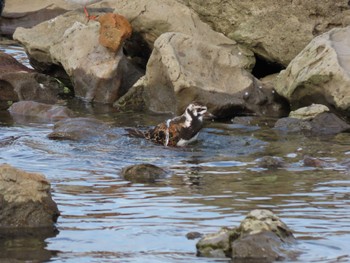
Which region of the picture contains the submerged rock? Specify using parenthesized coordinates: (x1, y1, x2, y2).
(196, 209, 299, 261)
(0, 164, 60, 229)
(275, 26, 350, 118)
(256, 156, 285, 169)
(8, 101, 74, 121)
(48, 117, 112, 141)
(121, 163, 168, 184)
(0, 52, 63, 110)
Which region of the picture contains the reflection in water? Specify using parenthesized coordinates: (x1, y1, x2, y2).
(0, 228, 59, 262)
(0, 45, 350, 262)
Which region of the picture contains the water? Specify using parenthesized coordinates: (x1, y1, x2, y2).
(1, 45, 350, 263)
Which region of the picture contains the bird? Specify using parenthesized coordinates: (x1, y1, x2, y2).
(0, 0, 5, 16)
(65, 0, 101, 20)
(126, 103, 214, 147)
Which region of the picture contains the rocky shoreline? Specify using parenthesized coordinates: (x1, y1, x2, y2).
(1, 0, 350, 261)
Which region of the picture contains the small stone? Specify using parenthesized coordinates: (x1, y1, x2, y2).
(121, 164, 168, 184)
(289, 104, 329, 120)
(186, 231, 203, 240)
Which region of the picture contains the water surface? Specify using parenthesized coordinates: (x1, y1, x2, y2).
(0, 45, 350, 263)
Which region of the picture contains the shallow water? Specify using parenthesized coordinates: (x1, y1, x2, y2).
(1, 45, 350, 263)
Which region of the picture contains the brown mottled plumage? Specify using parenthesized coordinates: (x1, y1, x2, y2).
(127, 103, 213, 147)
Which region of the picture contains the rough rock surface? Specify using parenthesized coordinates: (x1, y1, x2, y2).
(48, 117, 113, 141)
(0, 52, 63, 110)
(98, 13, 132, 52)
(116, 32, 289, 117)
(120, 163, 168, 183)
(0, 164, 60, 228)
(196, 209, 298, 261)
(275, 26, 350, 117)
(180, 0, 350, 66)
(289, 104, 330, 120)
(13, 11, 141, 104)
(0, 0, 73, 35)
(8, 101, 74, 121)
(97, 0, 254, 63)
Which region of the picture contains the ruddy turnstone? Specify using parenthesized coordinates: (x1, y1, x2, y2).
(66, 0, 101, 20)
(127, 103, 213, 147)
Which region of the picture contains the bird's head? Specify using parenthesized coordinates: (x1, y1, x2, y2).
(185, 103, 214, 122)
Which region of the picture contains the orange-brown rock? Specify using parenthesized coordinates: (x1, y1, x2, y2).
(98, 13, 132, 52)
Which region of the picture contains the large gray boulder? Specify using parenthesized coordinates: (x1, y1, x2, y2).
(180, 0, 350, 66)
(275, 26, 350, 118)
(13, 11, 141, 104)
(98, 0, 253, 60)
(0, 164, 59, 228)
(116, 32, 289, 117)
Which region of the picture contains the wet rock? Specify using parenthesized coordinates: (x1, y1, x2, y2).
(275, 106, 350, 135)
(13, 11, 141, 104)
(289, 104, 330, 120)
(196, 209, 298, 261)
(116, 32, 289, 118)
(0, 52, 63, 110)
(8, 101, 74, 121)
(303, 156, 328, 168)
(186, 231, 203, 240)
(0, 164, 60, 228)
(256, 156, 285, 169)
(275, 26, 350, 117)
(98, 13, 132, 52)
(48, 117, 112, 141)
(0, 136, 20, 147)
(180, 0, 350, 66)
(120, 163, 168, 184)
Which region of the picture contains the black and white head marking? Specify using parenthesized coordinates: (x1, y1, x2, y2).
(185, 104, 208, 124)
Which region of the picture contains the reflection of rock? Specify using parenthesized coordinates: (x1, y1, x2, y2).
(197, 209, 299, 261)
(0, 52, 63, 110)
(0, 227, 58, 262)
(116, 32, 289, 118)
(274, 105, 350, 135)
(98, 13, 132, 52)
(48, 117, 113, 141)
(0, 164, 60, 228)
(275, 26, 350, 117)
(121, 163, 168, 184)
(8, 101, 74, 121)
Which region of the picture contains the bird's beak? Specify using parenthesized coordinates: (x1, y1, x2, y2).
(203, 111, 215, 120)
